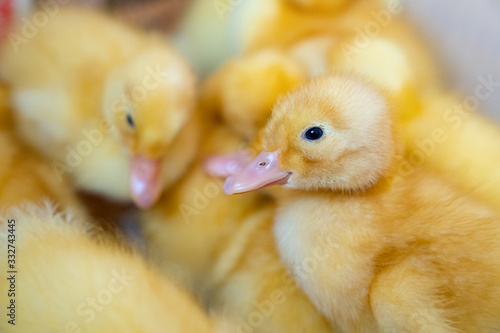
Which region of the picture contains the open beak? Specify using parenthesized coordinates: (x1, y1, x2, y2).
(130, 155, 162, 209)
(224, 150, 290, 195)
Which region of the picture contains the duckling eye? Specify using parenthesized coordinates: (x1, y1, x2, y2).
(126, 113, 135, 128)
(303, 127, 324, 141)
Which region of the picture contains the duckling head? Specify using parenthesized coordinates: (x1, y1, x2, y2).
(104, 46, 196, 208)
(224, 75, 396, 194)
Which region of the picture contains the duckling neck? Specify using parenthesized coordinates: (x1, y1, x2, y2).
(160, 113, 201, 192)
(272, 154, 408, 330)
(273, 187, 383, 330)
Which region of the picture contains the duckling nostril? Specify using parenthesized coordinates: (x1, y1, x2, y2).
(259, 161, 267, 167)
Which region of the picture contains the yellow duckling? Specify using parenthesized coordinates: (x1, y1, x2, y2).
(204, 0, 500, 211)
(224, 75, 500, 332)
(0, 6, 196, 208)
(201, 50, 308, 141)
(0, 84, 84, 214)
(0, 203, 231, 332)
(400, 91, 500, 210)
(201, 0, 437, 140)
(141, 120, 332, 332)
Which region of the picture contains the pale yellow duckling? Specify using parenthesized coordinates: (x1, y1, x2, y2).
(225, 76, 500, 332)
(0, 203, 231, 332)
(0, 7, 196, 208)
(201, 50, 308, 141)
(0, 84, 85, 214)
(141, 123, 332, 332)
(201, 0, 438, 140)
(400, 91, 500, 210)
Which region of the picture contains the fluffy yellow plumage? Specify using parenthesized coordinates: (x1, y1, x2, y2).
(0, 84, 84, 214)
(202, 0, 500, 211)
(142, 121, 332, 332)
(225, 75, 500, 332)
(0, 203, 231, 333)
(0, 7, 196, 208)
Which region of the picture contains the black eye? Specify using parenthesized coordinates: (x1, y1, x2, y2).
(303, 127, 324, 141)
(126, 113, 135, 128)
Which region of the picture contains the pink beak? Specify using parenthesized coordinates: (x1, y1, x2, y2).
(224, 150, 291, 195)
(203, 150, 252, 178)
(130, 155, 162, 209)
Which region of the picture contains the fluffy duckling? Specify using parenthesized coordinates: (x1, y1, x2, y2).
(0, 7, 196, 208)
(204, 0, 500, 211)
(224, 76, 500, 332)
(201, 0, 438, 143)
(0, 84, 85, 214)
(201, 50, 308, 141)
(141, 124, 332, 333)
(401, 91, 500, 210)
(0, 203, 231, 333)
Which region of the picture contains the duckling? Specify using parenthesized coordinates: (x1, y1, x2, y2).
(204, 0, 500, 211)
(141, 123, 332, 333)
(401, 91, 500, 210)
(201, 50, 308, 141)
(0, 84, 85, 214)
(0, 6, 196, 208)
(224, 75, 500, 332)
(0, 203, 231, 333)
(200, 0, 438, 140)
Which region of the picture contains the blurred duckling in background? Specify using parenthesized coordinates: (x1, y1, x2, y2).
(201, 50, 308, 141)
(224, 75, 500, 332)
(0, 84, 85, 214)
(0, 6, 196, 208)
(198, 0, 437, 138)
(141, 120, 332, 332)
(201, 0, 500, 211)
(0, 203, 232, 333)
(401, 91, 500, 210)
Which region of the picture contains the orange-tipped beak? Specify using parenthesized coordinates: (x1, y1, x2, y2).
(130, 155, 162, 209)
(224, 150, 290, 195)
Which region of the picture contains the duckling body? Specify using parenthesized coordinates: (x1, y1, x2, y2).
(0, 204, 230, 333)
(142, 122, 332, 332)
(0, 85, 84, 213)
(402, 92, 500, 210)
(0, 7, 196, 208)
(201, 0, 437, 140)
(225, 76, 500, 332)
(274, 170, 500, 332)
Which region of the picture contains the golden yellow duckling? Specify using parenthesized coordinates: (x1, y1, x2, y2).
(0, 84, 84, 213)
(141, 117, 332, 332)
(0, 7, 196, 208)
(203, 0, 500, 211)
(0, 203, 231, 332)
(224, 75, 500, 332)
(201, 0, 437, 138)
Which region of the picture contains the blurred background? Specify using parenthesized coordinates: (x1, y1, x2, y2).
(404, 0, 500, 123)
(9, 0, 500, 121)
